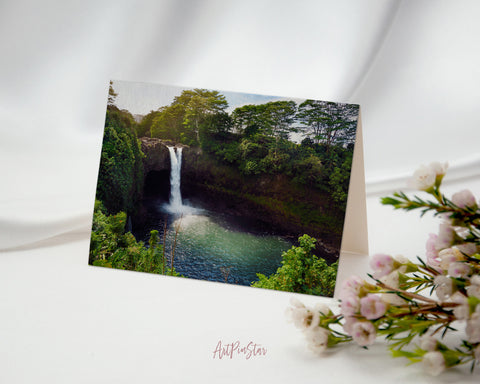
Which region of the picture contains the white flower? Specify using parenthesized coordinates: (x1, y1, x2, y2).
(422, 351, 446, 376)
(380, 270, 407, 305)
(285, 298, 320, 331)
(285, 297, 330, 333)
(438, 247, 464, 270)
(466, 311, 480, 344)
(407, 165, 436, 191)
(434, 275, 454, 301)
(451, 189, 477, 209)
(305, 326, 329, 354)
(285, 306, 309, 329)
(351, 321, 376, 347)
(419, 335, 437, 351)
(448, 261, 471, 278)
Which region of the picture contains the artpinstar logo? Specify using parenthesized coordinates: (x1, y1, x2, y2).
(212, 340, 267, 360)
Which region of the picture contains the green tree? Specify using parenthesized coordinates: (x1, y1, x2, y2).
(231, 104, 265, 136)
(297, 100, 359, 147)
(251, 234, 338, 297)
(172, 89, 228, 144)
(136, 110, 161, 137)
(150, 104, 186, 141)
(96, 106, 144, 215)
(262, 100, 297, 140)
(232, 101, 297, 141)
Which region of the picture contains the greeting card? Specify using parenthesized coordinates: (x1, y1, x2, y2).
(89, 80, 366, 297)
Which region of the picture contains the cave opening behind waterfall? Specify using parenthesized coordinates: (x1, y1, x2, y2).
(143, 170, 170, 200)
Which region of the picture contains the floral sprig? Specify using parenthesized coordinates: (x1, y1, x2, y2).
(287, 162, 480, 376)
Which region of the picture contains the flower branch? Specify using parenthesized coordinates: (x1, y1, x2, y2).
(287, 162, 480, 376)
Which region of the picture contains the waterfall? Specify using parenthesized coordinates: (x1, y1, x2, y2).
(167, 146, 183, 212)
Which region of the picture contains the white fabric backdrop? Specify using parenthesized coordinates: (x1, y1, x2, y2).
(1, 1, 480, 382)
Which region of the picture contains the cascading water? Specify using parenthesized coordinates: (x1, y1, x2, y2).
(166, 146, 183, 213)
(168, 146, 183, 208)
(164, 146, 200, 215)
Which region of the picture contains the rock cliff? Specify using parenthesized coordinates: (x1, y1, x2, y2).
(140, 137, 172, 173)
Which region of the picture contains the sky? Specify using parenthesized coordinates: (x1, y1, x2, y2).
(112, 79, 306, 116)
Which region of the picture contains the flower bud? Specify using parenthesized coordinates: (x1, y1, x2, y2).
(429, 161, 448, 187)
(451, 189, 477, 209)
(423, 351, 446, 376)
(434, 275, 454, 301)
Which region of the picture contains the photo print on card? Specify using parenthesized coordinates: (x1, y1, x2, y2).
(89, 80, 361, 297)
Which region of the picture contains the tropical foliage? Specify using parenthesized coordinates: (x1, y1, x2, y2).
(89, 200, 180, 276)
(96, 104, 144, 216)
(252, 234, 338, 297)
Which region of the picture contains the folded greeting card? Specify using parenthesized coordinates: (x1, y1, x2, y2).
(89, 80, 366, 297)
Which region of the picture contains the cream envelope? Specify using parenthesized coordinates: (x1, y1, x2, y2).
(335, 111, 369, 298)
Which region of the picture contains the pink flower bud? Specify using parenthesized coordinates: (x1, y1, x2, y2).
(423, 351, 446, 376)
(370, 254, 395, 278)
(456, 243, 478, 256)
(438, 248, 464, 270)
(351, 321, 376, 346)
(419, 335, 438, 351)
(340, 275, 364, 296)
(360, 294, 387, 320)
(340, 293, 360, 317)
(448, 262, 471, 278)
(466, 312, 480, 344)
(451, 189, 477, 209)
(429, 161, 448, 177)
(435, 223, 455, 251)
(426, 233, 441, 268)
(434, 275, 454, 301)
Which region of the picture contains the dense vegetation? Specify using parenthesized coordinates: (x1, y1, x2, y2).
(252, 234, 338, 297)
(96, 104, 144, 216)
(89, 200, 180, 276)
